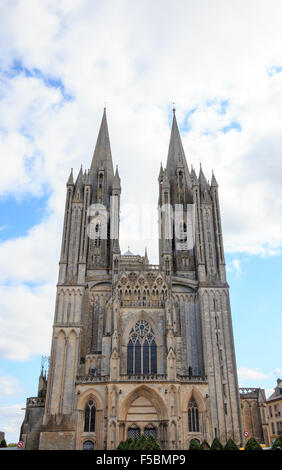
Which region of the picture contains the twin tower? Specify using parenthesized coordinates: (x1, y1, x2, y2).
(21, 109, 243, 450)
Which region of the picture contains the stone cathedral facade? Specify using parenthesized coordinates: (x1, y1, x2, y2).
(20, 109, 243, 450)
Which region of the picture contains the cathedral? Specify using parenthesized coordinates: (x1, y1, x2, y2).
(20, 108, 243, 450)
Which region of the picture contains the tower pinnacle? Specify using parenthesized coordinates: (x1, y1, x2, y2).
(90, 108, 114, 183)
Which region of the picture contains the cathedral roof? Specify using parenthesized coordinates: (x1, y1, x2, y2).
(123, 249, 135, 256)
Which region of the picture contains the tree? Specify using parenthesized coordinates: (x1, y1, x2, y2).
(200, 440, 210, 450)
(0, 439, 7, 448)
(224, 439, 239, 450)
(210, 437, 223, 450)
(117, 435, 162, 450)
(272, 436, 282, 450)
(244, 437, 262, 450)
(189, 439, 201, 450)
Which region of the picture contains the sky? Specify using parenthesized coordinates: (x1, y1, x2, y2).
(0, 0, 282, 443)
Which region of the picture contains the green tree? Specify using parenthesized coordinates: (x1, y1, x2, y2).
(224, 439, 239, 450)
(117, 435, 161, 450)
(210, 437, 223, 450)
(244, 437, 262, 450)
(0, 439, 7, 448)
(189, 439, 201, 450)
(272, 436, 282, 450)
(199, 440, 210, 450)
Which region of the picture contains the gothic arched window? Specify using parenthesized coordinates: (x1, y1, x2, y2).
(127, 320, 157, 375)
(84, 399, 96, 432)
(188, 397, 199, 432)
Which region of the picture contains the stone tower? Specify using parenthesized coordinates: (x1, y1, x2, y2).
(20, 109, 243, 450)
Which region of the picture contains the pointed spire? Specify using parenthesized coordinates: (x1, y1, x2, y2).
(90, 108, 114, 183)
(75, 165, 83, 189)
(158, 162, 164, 181)
(199, 165, 212, 202)
(85, 169, 91, 186)
(67, 168, 74, 185)
(162, 168, 170, 189)
(199, 165, 209, 189)
(191, 166, 199, 186)
(144, 247, 149, 264)
(166, 109, 191, 186)
(112, 165, 121, 190)
(211, 170, 218, 187)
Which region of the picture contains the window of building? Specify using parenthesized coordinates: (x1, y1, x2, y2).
(83, 440, 94, 450)
(271, 422, 275, 435)
(84, 400, 96, 432)
(127, 320, 157, 375)
(144, 427, 157, 440)
(94, 223, 101, 247)
(128, 427, 141, 439)
(188, 396, 199, 432)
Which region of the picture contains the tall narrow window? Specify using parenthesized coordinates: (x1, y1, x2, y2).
(135, 340, 141, 374)
(127, 340, 133, 375)
(126, 320, 157, 375)
(188, 397, 199, 432)
(143, 340, 149, 374)
(84, 400, 96, 432)
(151, 339, 157, 374)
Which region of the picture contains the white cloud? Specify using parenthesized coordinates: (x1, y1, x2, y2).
(0, 403, 25, 444)
(265, 388, 275, 398)
(0, 375, 23, 396)
(238, 367, 269, 382)
(0, 283, 54, 360)
(0, 0, 282, 360)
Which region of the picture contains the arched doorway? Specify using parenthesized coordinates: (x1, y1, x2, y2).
(119, 386, 168, 449)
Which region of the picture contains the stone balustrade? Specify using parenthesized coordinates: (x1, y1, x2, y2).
(76, 374, 207, 384)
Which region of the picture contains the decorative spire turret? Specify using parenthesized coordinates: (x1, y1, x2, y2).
(112, 165, 121, 190)
(67, 168, 74, 186)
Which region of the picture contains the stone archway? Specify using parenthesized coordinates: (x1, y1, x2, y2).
(119, 385, 168, 449)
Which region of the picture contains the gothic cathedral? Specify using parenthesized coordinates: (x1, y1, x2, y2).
(20, 109, 243, 450)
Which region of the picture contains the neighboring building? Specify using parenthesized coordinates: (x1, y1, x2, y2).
(20, 369, 47, 449)
(0, 432, 5, 443)
(239, 387, 269, 445)
(20, 109, 243, 450)
(266, 379, 282, 444)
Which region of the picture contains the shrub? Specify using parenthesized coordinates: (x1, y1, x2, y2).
(189, 439, 201, 450)
(244, 437, 262, 450)
(224, 439, 239, 450)
(0, 439, 7, 448)
(272, 436, 282, 450)
(210, 437, 223, 450)
(200, 440, 210, 450)
(117, 434, 161, 450)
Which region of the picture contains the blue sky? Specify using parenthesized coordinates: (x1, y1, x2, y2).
(0, 0, 282, 443)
